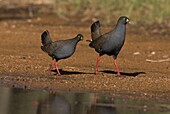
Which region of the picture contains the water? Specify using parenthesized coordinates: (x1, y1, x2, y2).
(0, 87, 169, 114)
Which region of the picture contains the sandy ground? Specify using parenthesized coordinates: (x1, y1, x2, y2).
(0, 13, 169, 103)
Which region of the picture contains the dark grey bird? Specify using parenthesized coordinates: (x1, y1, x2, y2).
(89, 16, 130, 76)
(41, 30, 84, 75)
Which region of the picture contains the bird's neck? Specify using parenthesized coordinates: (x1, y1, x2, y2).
(115, 22, 126, 32)
(71, 37, 81, 44)
(112, 23, 126, 37)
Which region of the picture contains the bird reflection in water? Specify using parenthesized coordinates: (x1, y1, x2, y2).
(36, 92, 116, 114)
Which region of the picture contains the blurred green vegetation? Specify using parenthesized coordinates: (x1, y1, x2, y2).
(54, 0, 170, 26)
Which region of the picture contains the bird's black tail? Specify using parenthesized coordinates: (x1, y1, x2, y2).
(41, 30, 52, 45)
(91, 21, 100, 32)
(91, 21, 101, 41)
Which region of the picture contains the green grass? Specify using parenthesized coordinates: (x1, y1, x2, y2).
(54, 0, 170, 25)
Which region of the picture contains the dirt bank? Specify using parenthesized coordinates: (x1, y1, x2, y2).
(0, 13, 169, 103)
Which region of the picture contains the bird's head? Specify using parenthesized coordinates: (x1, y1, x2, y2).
(77, 34, 84, 41)
(118, 16, 130, 24)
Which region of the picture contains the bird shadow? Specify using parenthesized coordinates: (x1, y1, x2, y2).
(51, 69, 91, 75)
(101, 70, 146, 77)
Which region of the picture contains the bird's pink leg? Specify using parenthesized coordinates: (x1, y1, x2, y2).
(114, 60, 121, 76)
(49, 58, 55, 71)
(95, 55, 100, 74)
(55, 61, 61, 75)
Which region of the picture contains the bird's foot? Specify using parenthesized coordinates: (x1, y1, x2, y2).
(95, 70, 98, 75)
(49, 65, 55, 71)
(117, 72, 121, 76)
(49, 68, 53, 71)
(56, 71, 61, 76)
(116, 73, 125, 77)
(57, 73, 61, 76)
